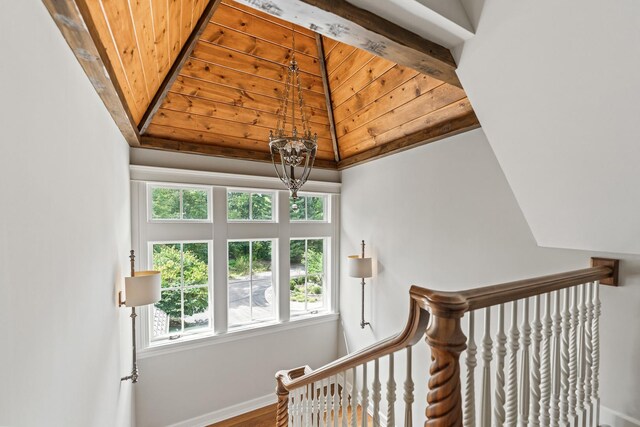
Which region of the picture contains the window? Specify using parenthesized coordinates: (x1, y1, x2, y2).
(150, 242, 211, 340)
(132, 174, 339, 352)
(227, 190, 274, 221)
(290, 194, 327, 221)
(290, 239, 326, 315)
(150, 185, 210, 221)
(228, 240, 274, 327)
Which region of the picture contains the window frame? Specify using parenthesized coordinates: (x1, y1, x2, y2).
(147, 239, 214, 342)
(130, 168, 341, 357)
(289, 237, 329, 316)
(227, 237, 277, 329)
(289, 192, 330, 223)
(226, 188, 277, 223)
(147, 183, 212, 224)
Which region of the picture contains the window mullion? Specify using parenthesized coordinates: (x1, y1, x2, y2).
(249, 240, 253, 321)
(304, 239, 308, 312)
(278, 191, 291, 322)
(180, 243, 185, 336)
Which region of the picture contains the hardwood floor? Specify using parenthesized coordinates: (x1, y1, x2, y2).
(209, 404, 372, 426)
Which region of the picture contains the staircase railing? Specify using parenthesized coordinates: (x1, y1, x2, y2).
(275, 257, 619, 426)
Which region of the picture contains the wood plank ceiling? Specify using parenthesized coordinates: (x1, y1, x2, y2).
(51, 0, 480, 170)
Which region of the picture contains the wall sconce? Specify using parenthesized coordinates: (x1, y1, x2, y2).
(348, 240, 373, 329)
(119, 250, 161, 383)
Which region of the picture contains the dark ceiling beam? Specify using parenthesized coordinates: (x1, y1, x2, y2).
(140, 136, 339, 170)
(234, 0, 462, 88)
(315, 34, 340, 162)
(43, 0, 140, 146)
(337, 111, 480, 170)
(138, 0, 223, 134)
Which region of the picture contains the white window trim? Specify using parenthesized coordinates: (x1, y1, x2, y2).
(130, 165, 341, 356)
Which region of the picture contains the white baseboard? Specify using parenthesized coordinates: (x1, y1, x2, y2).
(166, 394, 276, 427)
(601, 406, 640, 427)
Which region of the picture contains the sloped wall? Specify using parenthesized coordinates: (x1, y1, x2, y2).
(0, 2, 133, 426)
(340, 129, 640, 423)
(455, 0, 640, 254)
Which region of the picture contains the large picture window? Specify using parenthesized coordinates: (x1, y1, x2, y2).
(131, 174, 339, 353)
(228, 240, 274, 327)
(150, 242, 211, 340)
(290, 239, 326, 315)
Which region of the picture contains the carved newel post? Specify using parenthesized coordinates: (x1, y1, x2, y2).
(275, 373, 290, 427)
(425, 306, 468, 427)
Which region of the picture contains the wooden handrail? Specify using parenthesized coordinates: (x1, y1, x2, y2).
(276, 296, 430, 392)
(274, 257, 619, 426)
(411, 261, 618, 317)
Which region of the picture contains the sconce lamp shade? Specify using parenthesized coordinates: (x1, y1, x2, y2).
(124, 271, 161, 307)
(348, 256, 372, 279)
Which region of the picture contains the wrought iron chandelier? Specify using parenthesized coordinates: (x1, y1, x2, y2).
(269, 30, 317, 199)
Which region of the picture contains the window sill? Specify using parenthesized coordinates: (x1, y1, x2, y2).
(138, 312, 339, 359)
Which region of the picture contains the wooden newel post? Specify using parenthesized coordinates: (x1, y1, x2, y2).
(425, 310, 467, 427)
(275, 373, 290, 427)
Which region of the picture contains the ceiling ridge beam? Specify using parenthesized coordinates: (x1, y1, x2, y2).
(44, 0, 140, 146)
(316, 34, 341, 162)
(138, 0, 223, 134)
(234, 0, 462, 88)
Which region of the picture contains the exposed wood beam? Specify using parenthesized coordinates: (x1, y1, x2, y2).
(138, 0, 223, 134)
(337, 112, 480, 170)
(43, 0, 140, 146)
(315, 34, 340, 162)
(141, 136, 339, 170)
(233, 0, 461, 88)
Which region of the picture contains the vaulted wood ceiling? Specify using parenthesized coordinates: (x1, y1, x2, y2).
(44, 0, 480, 170)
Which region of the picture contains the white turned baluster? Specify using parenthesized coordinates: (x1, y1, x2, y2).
(464, 311, 478, 427)
(305, 384, 311, 427)
(361, 363, 369, 427)
(342, 372, 348, 427)
(550, 291, 562, 426)
(288, 387, 294, 426)
(294, 388, 301, 427)
(568, 287, 579, 425)
(351, 367, 358, 427)
(387, 353, 396, 427)
(312, 382, 318, 426)
(560, 288, 571, 426)
(584, 283, 594, 426)
(494, 304, 507, 426)
(592, 281, 601, 427)
(404, 347, 414, 427)
(480, 307, 493, 427)
(540, 293, 552, 426)
(529, 295, 542, 427)
(518, 298, 531, 427)
(372, 359, 381, 426)
(334, 375, 340, 427)
(320, 378, 327, 427)
(576, 284, 586, 423)
(505, 300, 520, 426)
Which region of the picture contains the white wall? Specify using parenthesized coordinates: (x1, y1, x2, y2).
(454, 0, 640, 254)
(339, 129, 640, 423)
(0, 2, 133, 426)
(135, 320, 338, 426)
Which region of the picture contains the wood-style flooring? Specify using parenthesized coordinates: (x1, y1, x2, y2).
(209, 404, 372, 426)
